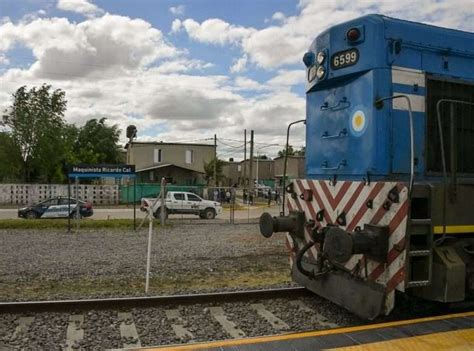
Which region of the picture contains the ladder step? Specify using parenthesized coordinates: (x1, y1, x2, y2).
(411, 186, 431, 199)
(409, 250, 431, 257)
(411, 219, 432, 226)
(410, 218, 433, 235)
(407, 280, 430, 288)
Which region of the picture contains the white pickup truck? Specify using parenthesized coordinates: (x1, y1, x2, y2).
(140, 191, 223, 219)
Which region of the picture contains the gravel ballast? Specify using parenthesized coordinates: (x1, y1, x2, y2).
(0, 223, 290, 301)
(0, 224, 457, 349)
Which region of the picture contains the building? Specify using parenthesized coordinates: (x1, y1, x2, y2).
(127, 142, 215, 185)
(274, 155, 305, 185)
(222, 159, 241, 186)
(239, 158, 275, 186)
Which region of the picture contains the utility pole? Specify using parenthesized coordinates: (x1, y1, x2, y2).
(214, 134, 217, 187)
(243, 129, 247, 187)
(249, 130, 254, 197)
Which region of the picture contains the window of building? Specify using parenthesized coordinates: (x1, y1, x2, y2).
(237, 165, 242, 171)
(154, 149, 162, 163)
(174, 193, 185, 201)
(187, 193, 201, 202)
(185, 150, 194, 164)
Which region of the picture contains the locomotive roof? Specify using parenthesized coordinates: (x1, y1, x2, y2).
(327, 14, 474, 56)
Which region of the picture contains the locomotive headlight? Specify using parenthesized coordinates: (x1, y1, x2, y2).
(316, 65, 326, 79)
(316, 51, 326, 64)
(308, 64, 317, 82)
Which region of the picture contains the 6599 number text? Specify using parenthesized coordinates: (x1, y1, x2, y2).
(331, 49, 359, 70)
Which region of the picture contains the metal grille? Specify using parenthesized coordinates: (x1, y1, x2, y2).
(426, 78, 474, 174)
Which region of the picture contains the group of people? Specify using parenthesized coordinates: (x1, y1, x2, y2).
(242, 189, 254, 205)
(212, 187, 235, 203)
(208, 186, 281, 206)
(267, 188, 281, 206)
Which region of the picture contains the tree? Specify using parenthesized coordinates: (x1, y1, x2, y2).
(295, 146, 306, 156)
(277, 145, 305, 157)
(2, 85, 67, 182)
(2, 85, 124, 183)
(74, 118, 122, 164)
(255, 154, 269, 160)
(203, 158, 225, 185)
(277, 145, 295, 157)
(0, 132, 22, 181)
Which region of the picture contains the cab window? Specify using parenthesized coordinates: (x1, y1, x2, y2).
(174, 193, 185, 201)
(187, 194, 201, 202)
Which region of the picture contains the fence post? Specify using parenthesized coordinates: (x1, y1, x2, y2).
(160, 177, 166, 226)
(75, 176, 80, 231)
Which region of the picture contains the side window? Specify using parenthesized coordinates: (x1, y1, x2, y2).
(185, 150, 193, 164)
(174, 193, 185, 201)
(187, 194, 201, 202)
(154, 149, 162, 163)
(41, 198, 58, 206)
(58, 198, 74, 205)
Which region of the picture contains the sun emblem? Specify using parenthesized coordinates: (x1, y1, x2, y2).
(350, 110, 367, 136)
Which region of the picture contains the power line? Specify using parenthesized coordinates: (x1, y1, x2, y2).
(216, 139, 245, 149)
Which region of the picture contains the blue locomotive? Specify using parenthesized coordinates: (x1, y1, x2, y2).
(260, 14, 474, 319)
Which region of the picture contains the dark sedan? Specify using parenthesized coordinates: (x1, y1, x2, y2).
(18, 197, 93, 219)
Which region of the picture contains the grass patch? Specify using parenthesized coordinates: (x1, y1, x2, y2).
(0, 268, 292, 301)
(0, 218, 151, 230)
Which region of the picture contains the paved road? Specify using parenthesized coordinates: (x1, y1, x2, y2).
(0, 204, 281, 221)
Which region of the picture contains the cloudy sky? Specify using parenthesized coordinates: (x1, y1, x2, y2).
(0, 0, 472, 159)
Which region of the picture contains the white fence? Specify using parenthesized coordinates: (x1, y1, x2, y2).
(0, 184, 119, 206)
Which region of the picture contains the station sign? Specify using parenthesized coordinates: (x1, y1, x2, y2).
(69, 164, 135, 178)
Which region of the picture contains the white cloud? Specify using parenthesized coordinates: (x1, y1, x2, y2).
(233, 91, 305, 136)
(0, 15, 178, 79)
(57, 0, 104, 18)
(0, 54, 9, 65)
(232, 76, 267, 91)
(169, 5, 185, 16)
(179, 0, 474, 69)
(0, 62, 302, 149)
(271, 12, 286, 22)
(242, 27, 308, 69)
(170, 19, 182, 33)
(181, 18, 255, 45)
(230, 55, 248, 73)
(0, 17, 11, 25)
(267, 69, 305, 87)
(5, 0, 469, 151)
(154, 59, 213, 74)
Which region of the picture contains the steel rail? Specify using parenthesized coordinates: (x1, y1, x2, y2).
(0, 286, 309, 314)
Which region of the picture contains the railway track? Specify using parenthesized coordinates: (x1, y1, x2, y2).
(1, 287, 469, 350)
(0, 287, 350, 350)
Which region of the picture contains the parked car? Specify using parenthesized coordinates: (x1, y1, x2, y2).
(18, 197, 93, 219)
(141, 191, 222, 219)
